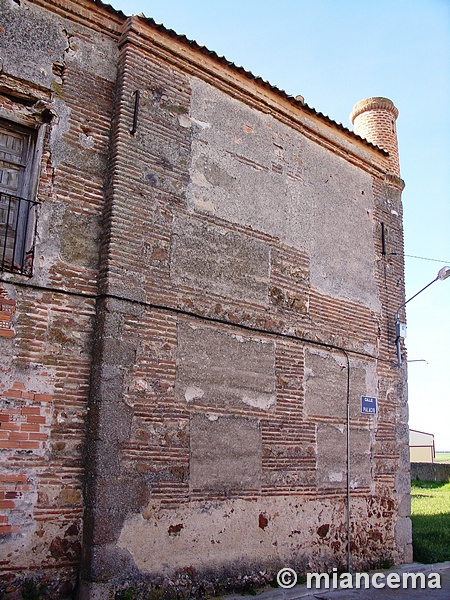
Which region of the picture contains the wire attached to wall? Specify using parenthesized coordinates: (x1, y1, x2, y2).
(404, 254, 450, 264)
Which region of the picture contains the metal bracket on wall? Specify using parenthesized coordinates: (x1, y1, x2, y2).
(130, 90, 140, 135)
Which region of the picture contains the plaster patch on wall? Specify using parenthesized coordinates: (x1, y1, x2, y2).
(118, 496, 339, 573)
(178, 114, 191, 128)
(117, 493, 389, 575)
(241, 392, 276, 410)
(49, 98, 71, 168)
(184, 385, 204, 402)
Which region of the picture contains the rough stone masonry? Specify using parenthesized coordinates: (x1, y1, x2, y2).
(0, 0, 410, 597)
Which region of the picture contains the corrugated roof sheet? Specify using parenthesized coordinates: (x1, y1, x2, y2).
(90, 0, 385, 154)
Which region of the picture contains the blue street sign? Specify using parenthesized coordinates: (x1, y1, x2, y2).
(361, 396, 377, 415)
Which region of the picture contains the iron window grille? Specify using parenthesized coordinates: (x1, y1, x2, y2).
(0, 192, 39, 276)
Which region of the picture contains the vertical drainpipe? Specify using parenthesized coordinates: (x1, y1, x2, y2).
(342, 350, 351, 572)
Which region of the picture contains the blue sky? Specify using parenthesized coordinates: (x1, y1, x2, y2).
(111, 0, 450, 450)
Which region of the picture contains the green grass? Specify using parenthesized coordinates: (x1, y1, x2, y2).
(435, 453, 450, 463)
(411, 480, 450, 563)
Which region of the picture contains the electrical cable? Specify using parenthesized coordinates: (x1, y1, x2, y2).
(405, 254, 450, 264)
(0, 277, 377, 362)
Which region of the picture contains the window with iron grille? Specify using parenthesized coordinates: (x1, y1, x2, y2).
(0, 119, 39, 276)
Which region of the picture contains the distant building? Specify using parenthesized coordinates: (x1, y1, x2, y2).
(410, 429, 435, 463)
(0, 0, 410, 596)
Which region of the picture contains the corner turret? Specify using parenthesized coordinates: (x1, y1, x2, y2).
(350, 97, 400, 178)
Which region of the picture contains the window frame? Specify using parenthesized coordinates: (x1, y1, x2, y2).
(0, 116, 43, 276)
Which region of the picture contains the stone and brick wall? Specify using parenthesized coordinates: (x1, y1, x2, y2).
(0, 0, 410, 597)
(411, 462, 450, 483)
(0, 0, 118, 595)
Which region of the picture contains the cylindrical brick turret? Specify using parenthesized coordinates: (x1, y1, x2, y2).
(350, 97, 400, 177)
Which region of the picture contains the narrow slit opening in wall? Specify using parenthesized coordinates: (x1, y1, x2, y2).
(381, 222, 386, 256)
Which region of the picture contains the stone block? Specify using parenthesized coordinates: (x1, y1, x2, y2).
(304, 350, 373, 419)
(101, 338, 137, 368)
(317, 423, 371, 488)
(175, 322, 276, 410)
(170, 215, 270, 305)
(398, 493, 411, 518)
(76, 581, 115, 600)
(190, 414, 262, 491)
(394, 516, 412, 548)
(81, 543, 136, 583)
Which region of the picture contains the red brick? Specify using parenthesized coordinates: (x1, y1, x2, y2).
(0, 440, 21, 449)
(28, 433, 48, 441)
(21, 407, 41, 415)
(33, 394, 53, 402)
(9, 432, 29, 442)
(0, 330, 14, 338)
(0, 474, 27, 483)
(25, 415, 46, 424)
(3, 389, 22, 399)
(20, 423, 40, 432)
(5, 491, 21, 499)
(0, 525, 13, 535)
(19, 441, 40, 450)
(0, 297, 15, 306)
(0, 423, 21, 432)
